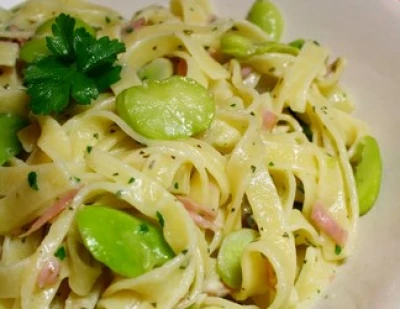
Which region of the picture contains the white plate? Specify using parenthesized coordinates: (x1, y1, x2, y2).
(3, 0, 400, 308)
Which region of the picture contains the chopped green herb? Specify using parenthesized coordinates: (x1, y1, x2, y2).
(282, 232, 289, 238)
(128, 177, 135, 184)
(93, 133, 99, 139)
(115, 190, 124, 198)
(138, 223, 149, 233)
(24, 14, 126, 115)
(174, 182, 179, 190)
(156, 211, 165, 227)
(268, 161, 275, 167)
(230, 103, 236, 107)
(182, 249, 188, 255)
(335, 245, 342, 255)
(105, 16, 111, 24)
(28, 171, 39, 191)
(251, 165, 256, 173)
(297, 182, 305, 194)
(73, 176, 81, 183)
(54, 245, 67, 261)
(183, 29, 193, 35)
(113, 172, 119, 176)
(288, 109, 313, 142)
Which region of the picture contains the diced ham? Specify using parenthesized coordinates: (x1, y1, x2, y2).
(2, 25, 30, 44)
(262, 110, 277, 131)
(241, 66, 252, 79)
(173, 58, 187, 76)
(187, 211, 220, 231)
(266, 259, 277, 290)
(176, 196, 216, 220)
(21, 188, 80, 237)
(123, 17, 146, 34)
(131, 18, 146, 30)
(37, 257, 60, 289)
(176, 195, 220, 231)
(311, 201, 348, 246)
(208, 15, 217, 23)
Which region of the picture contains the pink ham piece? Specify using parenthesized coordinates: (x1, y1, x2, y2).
(311, 201, 348, 246)
(21, 188, 80, 237)
(262, 109, 277, 131)
(175, 58, 188, 76)
(37, 257, 61, 289)
(123, 17, 146, 34)
(241, 66, 253, 79)
(208, 15, 217, 23)
(176, 196, 220, 231)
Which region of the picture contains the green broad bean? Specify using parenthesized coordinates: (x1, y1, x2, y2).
(19, 39, 50, 63)
(220, 32, 257, 58)
(35, 17, 95, 37)
(137, 58, 174, 81)
(353, 136, 383, 215)
(77, 206, 175, 278)
(20, 16, 95, 63)
(116, 76, 215, 140)
(0, 113, 28, 166)
(217, 229, 258, 289)
(247, 0, 284, 41)
(220, 32, 298, 59)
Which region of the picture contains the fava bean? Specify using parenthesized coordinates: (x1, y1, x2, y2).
(220, 32, 298, 59)
(77, 206, 175, 278)
(353, 136, 382, 215)
(116, 76, 215, 140)
(19, 39, 50, 63)
(217, 229, 258, 289)
(247, 0, 284, 41)
(137, 58, 174, 81)
(35, 17, 95, 37)
(0, 113, 28, 165)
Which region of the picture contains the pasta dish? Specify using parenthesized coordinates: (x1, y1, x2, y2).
(0, 0, 382, 308)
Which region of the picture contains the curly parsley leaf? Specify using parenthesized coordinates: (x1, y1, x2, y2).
(24, 14, 126, 115)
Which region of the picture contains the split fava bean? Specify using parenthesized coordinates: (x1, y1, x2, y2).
(20, 17, 95, 63)
(220, 32, 299, 59)
(137, 58, 174, 81)
(0, 113, 28, 166)
(353, 135, 383, 215)
(116, 76, 215, 140)
(247, 0, 284, 41)
(217, 229, 258, 289)
(77, 206, 175, 278)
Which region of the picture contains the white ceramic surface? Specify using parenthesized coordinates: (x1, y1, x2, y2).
(2, 0, 400, 308)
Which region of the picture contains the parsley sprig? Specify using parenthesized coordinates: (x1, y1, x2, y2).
(24, 14, 126, 115)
